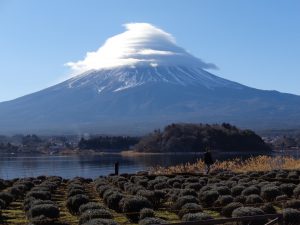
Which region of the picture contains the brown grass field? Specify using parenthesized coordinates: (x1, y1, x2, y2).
(151, 155, 300, 174)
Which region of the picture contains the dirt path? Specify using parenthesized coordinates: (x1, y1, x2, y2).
(85, 182, 131, 225)
(52, 181, 78, 225)
(1, 199, 29, 225)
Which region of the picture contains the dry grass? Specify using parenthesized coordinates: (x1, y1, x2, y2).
(150, 155, 300, 174)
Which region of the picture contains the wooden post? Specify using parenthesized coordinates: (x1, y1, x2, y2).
(115, 161, 119, 175)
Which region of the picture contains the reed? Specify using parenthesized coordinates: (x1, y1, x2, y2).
(150, 155, 300, 174)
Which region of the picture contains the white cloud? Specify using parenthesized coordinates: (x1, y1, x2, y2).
(65, 23, 217, 74)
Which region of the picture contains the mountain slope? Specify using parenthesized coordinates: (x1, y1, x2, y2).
(0, 23, 300, 134)
(0, 65, 300, 134)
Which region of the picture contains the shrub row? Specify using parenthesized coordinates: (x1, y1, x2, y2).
(66, 178, 90, 215)
(0, 178, 36, 210)
(67, 177, 118, 225)
(24, 176, 61, 225)
(91, 172, 300, 224)
(95, 177, 160, 223)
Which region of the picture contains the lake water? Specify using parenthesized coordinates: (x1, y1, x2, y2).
(0, 151, 299, 179)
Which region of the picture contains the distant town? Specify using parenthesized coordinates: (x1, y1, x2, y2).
(0, 134, 140, 155)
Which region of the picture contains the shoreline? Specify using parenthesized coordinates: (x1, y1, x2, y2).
(1, 148, 298, 157)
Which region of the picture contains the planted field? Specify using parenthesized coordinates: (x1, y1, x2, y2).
(1, 170, 300, 225)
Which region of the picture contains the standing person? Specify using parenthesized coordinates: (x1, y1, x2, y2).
(115, 161, 119, 175)
(203, 149, 213, 174)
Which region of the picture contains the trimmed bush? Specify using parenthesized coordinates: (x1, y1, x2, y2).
(238, 177, 252, 185)
(276, 171, 288, 179)
(79, 209, 113, 225)
(97, 185, 112, 197)
(221, 202, 243, 217)
(66, 194, 90, 214)
(182, 212, 213, 222)
(179, 189, 197, 197)
(0, 198, 6, 209)
(154, 190, 165, 205)
(9, 185, 25, 198)
(215, 195, 234, 207)
(24, 199, 55, 212)
(184, 183, 202, 191)
(137, 190, 163, 208)
(119, 196, 152, 222)
(293, 185, 300, 198)
(139, 208, 155, 220)
(261, 186, 281, 201)
(280, 183, 296, 197)
(186, 177, 200, 183)
(174, 195, 199, 210)
(0, 180, 7, 190)
(167, 177, 183, 186)
(103, 189, 119, 202)
(242, 186, 260, 196)
(288, 171, 299, 180)
(106, 192, 124, 211)
(231, 185, 245, 196)
(0, 192, 14, 205)
(68, 188, 84, 198)
(215, 186, 231, 195)
(124, 183, 144, 195)
(245, 194, 263, 204)
(154, 182, 169, 190)
(260, 203, 276, 214)
(224, 181, 237, 189)
(31, 187, 50, 193)
(234, 195, 246, 204)
(283, 208, 300, 225)
(26, 191, 51, 200)
(139, 217, 166, 225)
(28, 204, 59, 219)
(79, 202, 106, 214)
(199, 190, 219, 207)
(173, 182, 181, 188)
(178, 203, 203, 218)
(264, 171, 277, 178)
(284, 200, 300, 209)
(82, 218, 119, 225)
(232, 207, 267, 225)
(19, 181, 34, 191)
(167, 189, 181, 202)
(199, 185, 213, 194)
(276, 194, 289, 201)
(67, 184, 83, 191)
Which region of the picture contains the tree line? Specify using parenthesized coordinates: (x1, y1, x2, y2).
(134, 123, 271, 152)
(78, 136, 140, 151)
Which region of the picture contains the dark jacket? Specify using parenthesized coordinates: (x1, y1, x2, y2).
(204, 152, 213, 165)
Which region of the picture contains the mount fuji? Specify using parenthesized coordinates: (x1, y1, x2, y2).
(0, 23, 300, 135)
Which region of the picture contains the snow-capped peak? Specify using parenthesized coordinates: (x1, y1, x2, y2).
(65, 23, 217, 74)
(63, 65, 242, 94)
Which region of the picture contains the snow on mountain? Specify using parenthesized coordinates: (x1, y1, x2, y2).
(0, 23, 300, 135)
(62, 23, 240, 93)
(61, 65, 243, 94)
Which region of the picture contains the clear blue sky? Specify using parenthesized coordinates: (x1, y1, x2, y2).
(0, 0, 299, 102)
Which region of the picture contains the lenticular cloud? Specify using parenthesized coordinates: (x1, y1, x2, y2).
(66, 23, 217, 73)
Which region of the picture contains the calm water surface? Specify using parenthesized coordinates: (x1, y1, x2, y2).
(0, 151, 298, 179)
